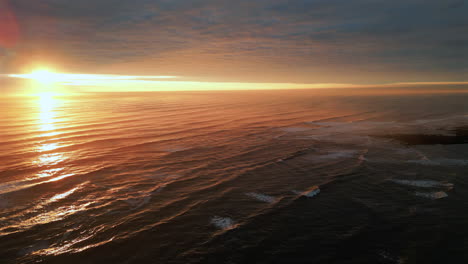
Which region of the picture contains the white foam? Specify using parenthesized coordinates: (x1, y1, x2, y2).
(415, 191, 448, 199)
(408, 158, 468, 166)
(304, 187, 321, 197)
(211, 216, 236, 230)
(292, 186, 320, 198)
(245, 192, 277, 203)
(390, 179, 454, 188)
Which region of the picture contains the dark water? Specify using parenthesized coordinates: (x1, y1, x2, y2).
(1, 89, 468, 264)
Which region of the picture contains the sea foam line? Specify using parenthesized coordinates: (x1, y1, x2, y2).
(415, 191, 448, 200)
(245, 192, 277, 203)
(211, 216, 236, 230)
(389, 179, 453, 188)
(292, 186, 321, 198)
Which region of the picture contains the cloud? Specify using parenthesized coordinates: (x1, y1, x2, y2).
(2, 0, 468, 83)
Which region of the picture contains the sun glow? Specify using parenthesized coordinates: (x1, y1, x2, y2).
(33, 93, 68, 172)
(27, 69, 61, 84)
(9, 70, 177, 85)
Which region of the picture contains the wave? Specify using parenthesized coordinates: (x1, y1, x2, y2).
(414, 191, 448, 199)
(292, 186, 320, 198)
(2, 92, 468, 263)
(407, 158, 468, 166)
(306, 111, 376, 123)
(311, 150, 360, 161)
(245, 192, 277, 203)
(0, 172, 76, 196)
(389, 179, 454, 188)
(210, 216, 236, 230)
(0, 197, 92, 236)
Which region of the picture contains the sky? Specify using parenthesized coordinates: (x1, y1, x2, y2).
(1, 0, 467, 92)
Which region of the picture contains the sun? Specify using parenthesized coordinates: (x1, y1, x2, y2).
(28, 69, 62, 84)
(7, 68, 69, 95)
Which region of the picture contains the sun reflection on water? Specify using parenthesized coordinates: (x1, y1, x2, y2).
(38, 92, 57, 132)
(33, 93, 70, 179)
(34, 153, 65, 166)
(35, 168, 64, 179)
(38, 143, 60, 152)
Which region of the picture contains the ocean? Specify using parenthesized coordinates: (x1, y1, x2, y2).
(1, 88, 468, 263)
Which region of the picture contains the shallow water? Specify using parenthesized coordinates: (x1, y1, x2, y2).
(1, 89, 468, 263)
